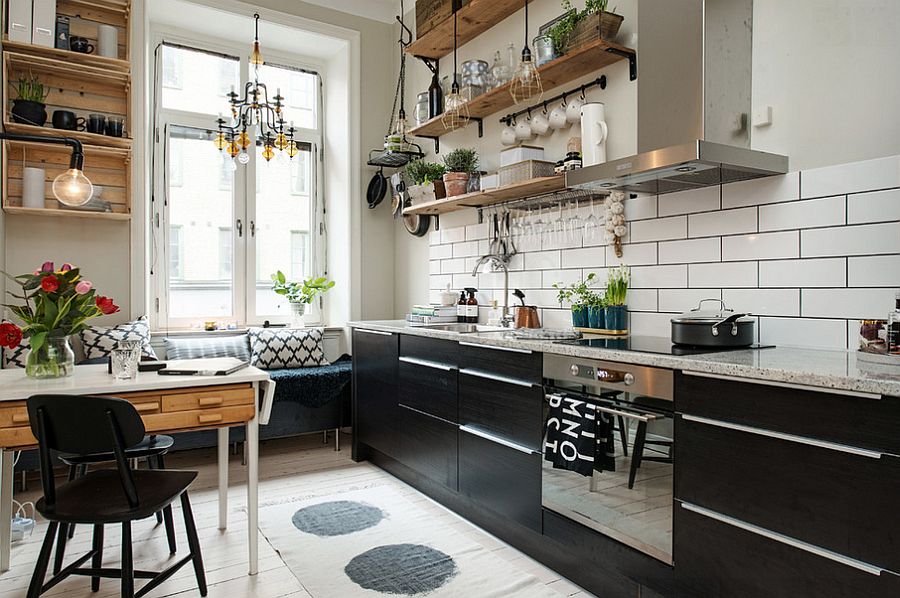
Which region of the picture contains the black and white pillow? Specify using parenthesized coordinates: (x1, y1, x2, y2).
(1, 332, 27, 369)
(164, 335, 251, 362)
(80, 315, 158, 360)
(248, 327, 328, 370)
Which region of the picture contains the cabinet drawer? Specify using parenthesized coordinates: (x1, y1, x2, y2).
(458, 342, 542, 385)
(398, 405, 458, 490)
(676, 371, 900, 454)
(401, 335, 458, 366)
(143, 404, 255, 433)
(459, 426, 541, 531)
(0, 404, 30, 428)
(162, 386, 254, 412)
(398, 359, 457, 422)
(676, 414, 900, 573)
(353, 329, 398, 386)
(675, 502, 900, 598)
(0, 426, 36, 449)
(459, 372, 543, 451)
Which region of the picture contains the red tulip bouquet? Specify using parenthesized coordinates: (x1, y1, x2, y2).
(1, 262, 119, 378)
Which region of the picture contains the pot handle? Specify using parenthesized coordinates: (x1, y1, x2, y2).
(711, 312, 750, 336)
(693, 298, 729, 312)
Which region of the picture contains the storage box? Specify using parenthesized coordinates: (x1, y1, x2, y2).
(32, 0, 56, 48)
(499, 160, 556, 186)
(500, 145, 545, 168)
(416, 0, 471, 39)
(480, 173, 499, 190)
(7, 0, 32, 44)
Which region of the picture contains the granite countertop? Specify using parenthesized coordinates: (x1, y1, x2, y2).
(349, 320, 900, 397)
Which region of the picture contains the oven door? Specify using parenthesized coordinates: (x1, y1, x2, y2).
(541, 387, 674, 565)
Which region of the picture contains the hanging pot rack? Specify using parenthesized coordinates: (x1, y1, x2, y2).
(500, 75, 606, 125)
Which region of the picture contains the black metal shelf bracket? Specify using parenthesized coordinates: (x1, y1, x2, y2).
(421, 136, 440, 153)
(605, 47, 637, 81)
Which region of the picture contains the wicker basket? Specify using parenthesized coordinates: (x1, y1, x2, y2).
(565, 11, 624, 52)
(499, 160, 556, 187)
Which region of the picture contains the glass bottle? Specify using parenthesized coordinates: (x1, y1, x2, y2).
(428, 72, 443, 119)
(466, 288, 479, 324)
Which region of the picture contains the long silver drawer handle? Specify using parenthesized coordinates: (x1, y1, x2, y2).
(682, 371, 882, 400)
(593, 404, 658, 423)
(399, 356, 456, 371)
(458, 341, 533, 355)
(459, 425, 538, 455)
(681, 414, 886, 460)
(460, 368, 536, 388)
(679, 502, 885, 577)
(355, 329, 393, 336)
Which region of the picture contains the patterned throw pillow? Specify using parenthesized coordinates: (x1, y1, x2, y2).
(80, 315, 158, 360)
(248, 327, 328, 370)
(1, 334, 28, 369)
(164, 335, 251, 362)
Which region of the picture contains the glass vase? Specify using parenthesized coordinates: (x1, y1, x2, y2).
(290, 302, 307, 328)
(26, 335, 76, 379)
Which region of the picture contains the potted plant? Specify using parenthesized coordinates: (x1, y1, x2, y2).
(271, 271, 335, 328)
(547, 0, 624, 56)
(442, 148, 479, 197)
(586, 289, 607, 330)
(405, 160, 447, 204)
(553, 272, 599, 328)
(11, 74, 49, 127)
(605, 264, 629, 331)
(0, 262, 120, 379)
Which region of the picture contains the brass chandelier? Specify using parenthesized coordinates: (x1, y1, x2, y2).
(214, 13, 299, 163)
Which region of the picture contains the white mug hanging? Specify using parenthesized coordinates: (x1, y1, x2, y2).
(515, 118, 534, 141)
(549, 102, 568, 130)
(581, 102, 608, 167)
(500, 120, 518, 146)
(530, 108, 550, 136)
(566, 92, 585, 124)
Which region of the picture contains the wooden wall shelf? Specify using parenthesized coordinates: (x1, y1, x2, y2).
(408, 0, 522, 60)
(2, 122, 132, 149)
(1, 39, 130, 72)
(2, 206, 131, 220)
(409, 38, 636, 139)
(403, 175, 566, 215)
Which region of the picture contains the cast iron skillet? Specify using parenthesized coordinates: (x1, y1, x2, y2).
(366, 169, 387, 209)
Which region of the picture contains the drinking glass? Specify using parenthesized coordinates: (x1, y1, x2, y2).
(111, 341, 141, 380)
(567, 200, 582, 242)
(584, 198, 600, 244)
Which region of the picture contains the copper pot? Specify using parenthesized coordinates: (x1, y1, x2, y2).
(515, 306, 541, 329)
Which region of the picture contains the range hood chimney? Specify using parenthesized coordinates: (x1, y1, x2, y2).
(567, 0, 788, 195)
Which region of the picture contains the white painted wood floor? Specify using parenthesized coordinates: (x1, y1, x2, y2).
(3, 433, 594, 598)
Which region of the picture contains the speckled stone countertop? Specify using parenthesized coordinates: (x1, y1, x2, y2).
(349, 321, 900, 397)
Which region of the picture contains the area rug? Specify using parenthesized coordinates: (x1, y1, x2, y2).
(258, 485, 565, 597)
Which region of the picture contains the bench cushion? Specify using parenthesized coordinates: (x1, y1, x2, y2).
(267, 355, 352, 408)
(164, 335, 251, 362)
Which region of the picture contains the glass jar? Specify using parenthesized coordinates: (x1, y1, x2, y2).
(290, 302, 307, 328)
(490, 50, 511, 89)
(533, 35, 557, 66)
(461, 60, 490, 88)
(415, 92, 430, 126)
(26, 335, 75, 379)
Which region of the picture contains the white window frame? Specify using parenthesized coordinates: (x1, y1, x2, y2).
(149, 27, 325, 331)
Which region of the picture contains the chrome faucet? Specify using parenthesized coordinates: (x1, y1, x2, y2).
(472, 254, 515, 328)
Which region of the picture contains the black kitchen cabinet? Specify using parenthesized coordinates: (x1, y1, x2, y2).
(352, 328, 399, 459)
(458, 372, 544, 451)
(398, 404, 458, 490)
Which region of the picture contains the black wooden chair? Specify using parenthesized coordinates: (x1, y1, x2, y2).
(627, 396, 674, 489)
(26, 395, 207, 598)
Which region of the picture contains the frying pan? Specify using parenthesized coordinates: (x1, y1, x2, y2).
(366, 168, 387, 209)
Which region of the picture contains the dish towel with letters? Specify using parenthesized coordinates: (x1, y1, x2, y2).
(544, 393, 616, 476)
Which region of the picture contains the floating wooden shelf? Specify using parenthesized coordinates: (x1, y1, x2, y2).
(409, 38, 636, 139)
(4, 51, 130, 87)
(403, 175, 566, 215)
(407, 0, 524, 60)
(1, 38, 130, 72)
(2, 206, 131, 220)
(2, 122, 132, 149)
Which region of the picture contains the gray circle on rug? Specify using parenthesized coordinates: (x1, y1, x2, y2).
(291, 500, 385, 537)
(345, 543, 459, 595)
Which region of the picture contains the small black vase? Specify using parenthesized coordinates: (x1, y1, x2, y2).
(11, 100, 47, 126)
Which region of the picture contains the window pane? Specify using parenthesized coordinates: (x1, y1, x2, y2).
(255, 143, 313, 317)
(167, 125, 234, 319)
(161, 45, 240, 115)
(256, 64, 317, 130)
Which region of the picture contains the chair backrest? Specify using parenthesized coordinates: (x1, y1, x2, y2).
(27, 395, 146, 508)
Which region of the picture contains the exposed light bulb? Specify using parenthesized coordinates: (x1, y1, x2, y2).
(52, 168, 93, 207)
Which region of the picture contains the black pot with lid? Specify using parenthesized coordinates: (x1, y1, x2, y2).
(671, 299, 755, 347)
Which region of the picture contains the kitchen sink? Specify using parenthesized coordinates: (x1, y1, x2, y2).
(418, 323, 510, 334)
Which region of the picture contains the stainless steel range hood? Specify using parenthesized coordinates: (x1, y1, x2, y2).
(567, 0, 789, 195)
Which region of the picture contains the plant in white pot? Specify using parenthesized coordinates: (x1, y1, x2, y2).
(405, 160, 446, 204)
(271, 271, 335, 328)
(442, 148, 479, 197)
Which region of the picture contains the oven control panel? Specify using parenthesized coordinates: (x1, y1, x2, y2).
(546, 355, 674, 401)
(569, 363, 635, 385)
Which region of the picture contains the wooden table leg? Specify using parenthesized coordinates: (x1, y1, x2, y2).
(217, 427, 229, 531)
(0, 449, 13, 573)
(246, 415, 259, 575)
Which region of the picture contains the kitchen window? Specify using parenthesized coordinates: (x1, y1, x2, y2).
(152, 40, 323, 329)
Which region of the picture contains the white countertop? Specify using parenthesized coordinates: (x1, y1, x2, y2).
(349, 321, 900, 397)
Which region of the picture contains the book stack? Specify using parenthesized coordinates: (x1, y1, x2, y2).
(406, 304, 458, 326)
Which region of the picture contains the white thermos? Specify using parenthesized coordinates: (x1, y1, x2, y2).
(98, 24, 119, 58)
(22, 167, 46, 209)
(580, 102, 608, 167)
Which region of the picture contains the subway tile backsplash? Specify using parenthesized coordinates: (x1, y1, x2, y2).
(427, 155, 900, 350)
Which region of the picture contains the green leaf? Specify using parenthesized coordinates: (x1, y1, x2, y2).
(29, 331, 47, 353)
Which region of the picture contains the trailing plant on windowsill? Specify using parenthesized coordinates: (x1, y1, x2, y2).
(271, 271, 335, 305)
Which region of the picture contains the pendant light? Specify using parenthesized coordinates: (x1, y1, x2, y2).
(510, 0, 543, 104)
(441, 0, 469, 130)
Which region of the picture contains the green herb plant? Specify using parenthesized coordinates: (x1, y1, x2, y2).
(605, 264, 629, 306)
(547, 0, 617, 55)
(406, 160, 446, 186)
(442, 148, 479, 174)
(14, 74, 48, 103)
(271, 271, 335, 304)
(553, 272, 603, 312)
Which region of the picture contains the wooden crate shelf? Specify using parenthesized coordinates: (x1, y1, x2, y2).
(2, 122, 132, 150)
(409, 38, 635, 139)
(2, 206, 131, 220)
(402, 175, 566, 215)
(1, 39, 130, 72)
(408, 0, 523, 60)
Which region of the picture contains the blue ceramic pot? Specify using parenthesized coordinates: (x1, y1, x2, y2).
(587, 305, 605, 329)
(571, 305, 589, 328)
(606, 305, 628, 331)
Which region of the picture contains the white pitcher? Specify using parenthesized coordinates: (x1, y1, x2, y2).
(580, 102, 608, 167)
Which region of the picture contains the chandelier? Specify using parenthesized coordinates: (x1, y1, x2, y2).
(214, 13, 298, 164)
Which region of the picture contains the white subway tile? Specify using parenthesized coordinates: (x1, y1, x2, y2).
(630, 265, 688, 289)
(524, 250, 561, 270)
(478, 240, 491, 255)
(452, 241, 480, 258)
(801, 222, 900, 257)
(658, 238, 721, 264)
(541, 308, 572, 329)
(429, 260, 442, 275)
(515, 235, 542, 253)
(623, 194, 658, 220)
(429, 230, 442, 245)
(848, 255, 900, 287)
(847, 188, 900, 224)
(452, 273, 480, 290)
(526, 289, 562, 308)
(758, 317, 847, 349)
(561, 246, 606, 268)
(543, 235, 583, 251)
(464, 257, 480, 271)
(689, 207, 757, 238)
(628, 312, 674, 337)
(631, 216, 687, 242)
(802, 155, 900, 199)
(508, 270, 544, 289)
(658, 289, 721, 313)
(607, 242, 658, 266)
(441, 258, 465, 274)
(429, 244, 452, 260)
(465, 222, 488, 241)
(542, 269, 585, 288)
(722, 231, 799, 261)
(722, 288, 800, 316)
(759, 258, 846, 288)
(722, 172, 800, 208)
(626, 289, 659, 312)
(478, 271, 504, 289)
(507, 253, 525, 271)
(759, 196, 845, 232)
(441, 226, 466, 244)
(689, 261, 758, 288)
(430, 274, 452, 290)
(658, 186, 720, 216)
(801, 288, 897, 319)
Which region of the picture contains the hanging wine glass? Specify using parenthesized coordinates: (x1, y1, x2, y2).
(567, 199, 582, 242)
(584, 197, 600, 243)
